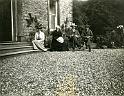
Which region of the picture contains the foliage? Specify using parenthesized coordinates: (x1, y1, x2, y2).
(73, 0, 124, 34)
(73, 0, 124, 47)
(25, 13, 43, 30)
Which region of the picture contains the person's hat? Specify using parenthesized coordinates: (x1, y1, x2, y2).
(70, 23, 77, 27)
(56, 25, 61, 29)
(35, 26, 40, 29)
(35, 24, 45, 29)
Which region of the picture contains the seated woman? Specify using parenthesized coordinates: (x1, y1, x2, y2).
(50, 26, 64, 51)
(32, 26, 47, 51)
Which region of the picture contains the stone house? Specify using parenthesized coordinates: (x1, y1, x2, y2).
(0, 0, 73, 42)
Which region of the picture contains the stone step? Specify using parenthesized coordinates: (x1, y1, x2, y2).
(0, 46, 33, 54)
(0, 42, 32, 48)
(0, 42, 35, 57)
(0, 46, 33, 50)
(0, 50, 40, 57)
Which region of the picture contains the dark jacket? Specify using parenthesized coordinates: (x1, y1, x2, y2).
(81, 29, 93, 37)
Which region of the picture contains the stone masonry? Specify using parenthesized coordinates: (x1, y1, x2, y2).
(59, 0, 73, 25)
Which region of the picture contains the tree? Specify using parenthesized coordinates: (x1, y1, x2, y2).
(73, 0, 124, 35)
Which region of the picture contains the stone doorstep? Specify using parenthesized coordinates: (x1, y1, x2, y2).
(0, 42, 32, 49)
(0, 46, 33, 50)
(0, 42, 32, 45)
(0, 50, 40, 57)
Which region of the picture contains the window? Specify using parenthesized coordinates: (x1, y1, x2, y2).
(49, 0, 59, 31)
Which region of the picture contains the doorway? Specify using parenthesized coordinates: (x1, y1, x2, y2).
(0, 0, 12, 42)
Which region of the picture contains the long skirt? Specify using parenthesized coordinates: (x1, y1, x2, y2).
(50, 39, 63, 51)
(32, 40, 47, 51)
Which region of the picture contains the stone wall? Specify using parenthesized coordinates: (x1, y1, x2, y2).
(59, 0, 73, 26)
(17, 0, 48, 41)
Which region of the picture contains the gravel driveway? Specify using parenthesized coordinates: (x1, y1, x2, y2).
(0, 49, 124, 96)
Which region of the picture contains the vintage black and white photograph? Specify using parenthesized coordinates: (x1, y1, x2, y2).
(0, 0, 124, 96)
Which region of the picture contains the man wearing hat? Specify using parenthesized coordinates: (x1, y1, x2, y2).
(32, 25, 47, 51)
(69, 23, 81, 50)
(81, 24, 93, 52)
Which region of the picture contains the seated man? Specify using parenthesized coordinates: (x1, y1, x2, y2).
(32, 26, 47, 51)
(62, 33, 69, 51)
(81, 25, 93, 52)
(69, 23, 81, 50)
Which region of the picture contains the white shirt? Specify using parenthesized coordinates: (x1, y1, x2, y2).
(35, 31, 45, 41)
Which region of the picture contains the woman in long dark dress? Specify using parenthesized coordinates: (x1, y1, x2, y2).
(50, 26, 64, 51)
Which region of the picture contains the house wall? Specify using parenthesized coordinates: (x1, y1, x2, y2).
(17, 0, 73, 41)
(17, 0, 48, 41)
(59, 0, 73, 26)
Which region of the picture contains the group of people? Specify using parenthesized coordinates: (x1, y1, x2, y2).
(32, 20, 93, 52)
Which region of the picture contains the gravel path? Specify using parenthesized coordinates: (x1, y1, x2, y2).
(0, 49, 124, 96)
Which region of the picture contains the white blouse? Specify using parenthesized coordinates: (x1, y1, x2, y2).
(34, 31, 45, 41)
